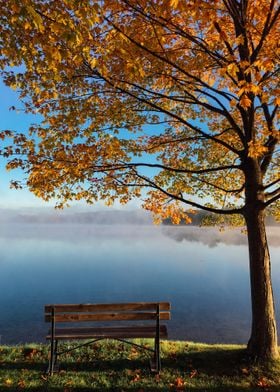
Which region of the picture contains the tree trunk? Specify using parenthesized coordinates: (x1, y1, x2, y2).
(244, 204, 278, 360)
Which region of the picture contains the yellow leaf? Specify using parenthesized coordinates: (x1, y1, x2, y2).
(235, 35, 244, 45)
(250, 84, 261, 95)
(11, 4, 21, 12)
(52, 50, 62, 63)
(262, 59, 274, 71)
(24, 21, 32, 30)
(240, 95, 251, 108)
(75, 33, 83, 45)
(26, 5, 44, 33)
(227, 63, 239, 77)
(248, 140, 268, 158)
(170, 0, 179, 7)
(89, 58, 97, 68)
(51, 23, 63, 35)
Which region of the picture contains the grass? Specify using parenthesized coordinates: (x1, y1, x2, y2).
(0, 340, 280, 391)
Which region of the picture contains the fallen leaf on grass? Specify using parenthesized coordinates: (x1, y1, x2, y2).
(4, 379, 13, 386)
(23, 348, 39, 359)
(189, 369, 198, 378)
(132, 374, 141, 382)
(170, 377, 186, 390)
(128, 347, 139, 359)
(64, 380, 74, 387)
(154, 373, 161, 382)
(17, 380, 26, 389)
(256, 377, 271, 388)
(128, 369, 142, 383)
(241, 367, 250, 375)
(175, 377, 184, 387)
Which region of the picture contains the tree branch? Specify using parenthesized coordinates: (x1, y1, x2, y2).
(132, 169, 244, 215)
(91, 67, 242, 156)
(264, 192, 280, 207)
(263, 177, 280, 190)
(89, 161, 241, 175)
(251, 1, 280, 63)
(192, 174, 245, 194)
(265, 186, 280, 198)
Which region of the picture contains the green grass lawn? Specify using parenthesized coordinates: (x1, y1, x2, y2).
(0, 340, 280, 391)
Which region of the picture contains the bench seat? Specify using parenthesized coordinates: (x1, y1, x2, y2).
(46, 325, 168, 340)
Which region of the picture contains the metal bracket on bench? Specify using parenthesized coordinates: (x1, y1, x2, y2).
(47, 338, 104, 375)
(47, 336, 160, 375)
(114, 337, 155, 353)
(57, 338, 104, 356)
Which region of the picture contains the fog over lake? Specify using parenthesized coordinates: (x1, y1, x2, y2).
(0, 208, 279, 345)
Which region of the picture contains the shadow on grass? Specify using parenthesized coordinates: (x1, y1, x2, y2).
(1, 347, 280, 391)
(2, 351, 243, 374)
(1, 358, 150, 372)
(1, 386, 280, 392)
(0, 361, 46, 371)
(164, 347, 248, 375)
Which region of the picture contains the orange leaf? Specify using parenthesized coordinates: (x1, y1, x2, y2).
(190, 369, 198, 378)
(256, 377, 270, 388)
(241, 367, 249, 375)
(132, 373, 141, 382)
(240, 95, 251, 108)
(175, 377, 185, 388)
(154, 373, 161, 382)
(17, 380, 26, 389)
(170, 0, 180, 7)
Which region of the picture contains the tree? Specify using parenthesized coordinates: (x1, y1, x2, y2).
(0, 0, 279, 360)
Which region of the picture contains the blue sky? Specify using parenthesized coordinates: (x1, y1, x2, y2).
(0, 81, 141, 210)
(0, 81, 100, 209)
(0, 80, 46, 208)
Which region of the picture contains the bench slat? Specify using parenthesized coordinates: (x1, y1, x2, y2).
(46, 325, 168, 340)
(45, 311, 170, 323)
(45, 302, 170, 313)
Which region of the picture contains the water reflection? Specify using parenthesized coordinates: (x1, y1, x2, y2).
(0, 223, 279, 345)
(162, 225, 280, 248)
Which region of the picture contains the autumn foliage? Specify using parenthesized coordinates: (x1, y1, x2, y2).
(0, 0, 279, 360)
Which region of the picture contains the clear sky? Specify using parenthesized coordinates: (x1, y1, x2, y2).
(0, 80, 47, 208)
(0, 80, 141, 210)
(0, 81, 102, 210)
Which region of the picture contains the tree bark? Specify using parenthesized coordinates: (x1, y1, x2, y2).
(244, 159, 278, 361)
(245, 209, 278, 360)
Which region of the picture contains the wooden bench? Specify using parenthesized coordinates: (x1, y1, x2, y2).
(45, 302, 171, 375)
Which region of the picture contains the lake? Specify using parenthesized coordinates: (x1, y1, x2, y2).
(0, 222, 279, 345)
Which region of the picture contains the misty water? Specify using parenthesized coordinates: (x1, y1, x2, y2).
(0, 221, 280, 345)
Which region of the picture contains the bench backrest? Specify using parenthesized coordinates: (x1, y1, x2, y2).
(45, 302, 171, 323)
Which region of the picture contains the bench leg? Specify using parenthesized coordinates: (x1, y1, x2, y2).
(155, 336, 161, 373)
(150, 336, 161, 373)
(48, 339, 58, 375)
(155, 304, 161, 373)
